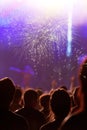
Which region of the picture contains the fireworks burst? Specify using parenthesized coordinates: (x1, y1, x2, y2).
(9, 17, 67, 72)
(0, 7, 85, 89)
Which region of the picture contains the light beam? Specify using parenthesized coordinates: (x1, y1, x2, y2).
(66, 0, 74, 56)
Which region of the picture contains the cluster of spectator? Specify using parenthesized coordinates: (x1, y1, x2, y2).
(0, 58, 87, 130)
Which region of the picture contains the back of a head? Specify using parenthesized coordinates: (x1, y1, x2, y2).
(59, 86, 67, 91)
(50, 89, 71, 118)
(14, 87, 22, 101)
(40, 94, 50, 108)
(24, 89, 38, 108)
(0, 77, 15, 109)
(36, 88, 43, 97)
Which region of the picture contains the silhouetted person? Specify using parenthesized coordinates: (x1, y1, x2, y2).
(10, 85, 23, 112)
(60, 58, 87, 130)
(39, 94, 52, 122)
(0, 77, 28, 130)
(36, 88, 43, 97)
(40, 89, 71, 130)
(16, 88, 46, 130)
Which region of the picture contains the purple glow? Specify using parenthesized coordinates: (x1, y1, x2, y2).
(0, 0, 87, 90)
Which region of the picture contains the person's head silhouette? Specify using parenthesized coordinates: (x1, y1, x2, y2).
(0, 77, 15, 109)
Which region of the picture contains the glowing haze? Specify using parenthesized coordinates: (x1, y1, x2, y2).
(0, 0, 87, 88)
(0, 0, 73, 15)
(0, 0, 87, 25)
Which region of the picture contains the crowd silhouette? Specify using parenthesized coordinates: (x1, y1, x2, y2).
(0, 57, 87, 130)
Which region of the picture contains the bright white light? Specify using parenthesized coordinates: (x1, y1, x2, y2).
(24, 0, 75, 15)
(0, 0, 23, 8)
(0, 0, 11, 6)
(0, 0, 75, 16)
(16, 0, 22, 2)
(0, 0, 87, 25)
(66, 28, 72, 56)
(68, 14, 72, 37)
(66, 0, 74, 57)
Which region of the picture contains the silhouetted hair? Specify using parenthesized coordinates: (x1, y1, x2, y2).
(59, 85, 67, 91)
(14, 87, 22, 100)
(24, 89, 38, 107)
(36, 88, 43, 97)
(50, 89, 71, 118)
(0, 77, 15, 108)
(40, 94, 50, 108)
